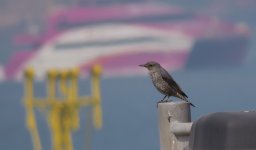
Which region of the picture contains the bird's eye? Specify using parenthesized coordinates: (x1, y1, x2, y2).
(149, 64, 153, 67)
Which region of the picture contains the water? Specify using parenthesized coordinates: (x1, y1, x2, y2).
(0, 63, 256, 150)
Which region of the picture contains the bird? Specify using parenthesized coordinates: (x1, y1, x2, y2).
(139, 61, 195, 107)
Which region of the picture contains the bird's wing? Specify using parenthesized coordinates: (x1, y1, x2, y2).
(160, 68, 188, 98)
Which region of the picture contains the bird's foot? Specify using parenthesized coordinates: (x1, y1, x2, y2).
(156, 99, 173, 107)
(156, 100, 164, 108)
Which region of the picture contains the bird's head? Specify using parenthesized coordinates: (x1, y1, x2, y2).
(139, 61, 161, 71)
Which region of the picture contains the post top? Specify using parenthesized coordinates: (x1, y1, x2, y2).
(60, 70, 69, 78)
(91, 64, 102, 75)
(69, 68, 80, 77)
(24, 67, 35, 78)
(47, 69, 58, 77)
(158, 101, 190, 107)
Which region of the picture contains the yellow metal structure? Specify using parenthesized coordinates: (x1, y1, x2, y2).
(23, 65, 103, 150)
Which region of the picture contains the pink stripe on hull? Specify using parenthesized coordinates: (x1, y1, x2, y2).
(4, 51, 34, 79)
(51, 4, 183, 24)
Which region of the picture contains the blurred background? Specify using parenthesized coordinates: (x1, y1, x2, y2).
(0, 0, 256, 149)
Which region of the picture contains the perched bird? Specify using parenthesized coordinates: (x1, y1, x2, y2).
(139, 61, 195, 107)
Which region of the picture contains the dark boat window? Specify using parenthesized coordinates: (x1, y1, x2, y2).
(55, 36, 162, 49)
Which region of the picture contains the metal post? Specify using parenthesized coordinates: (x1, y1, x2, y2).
(91, 64, 103, 129)
(158, 101, 191, 150)
(24, 68, 42, 150)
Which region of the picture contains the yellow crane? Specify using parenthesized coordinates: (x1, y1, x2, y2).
(23, 65, 103, 150)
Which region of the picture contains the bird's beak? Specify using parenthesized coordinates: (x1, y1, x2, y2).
(139, 64, 145, 67)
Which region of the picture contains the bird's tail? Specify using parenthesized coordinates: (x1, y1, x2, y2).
(177, 93, 196, 107)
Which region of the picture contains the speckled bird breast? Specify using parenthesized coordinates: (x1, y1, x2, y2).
(149, 71, 172, 95)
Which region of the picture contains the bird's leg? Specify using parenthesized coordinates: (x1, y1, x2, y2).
(165, 96, 170, 102)
(157, 95, 167, 107)
(164, 96, 173, 102)
(162, 95, 167, 101)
